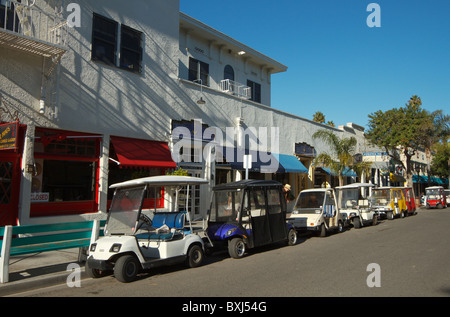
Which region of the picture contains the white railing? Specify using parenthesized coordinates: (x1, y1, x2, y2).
(1, 0, 67, 46)
(220, 79, 251, 99)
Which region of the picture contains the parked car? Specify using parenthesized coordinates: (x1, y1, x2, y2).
(335, 183, 378, 228)
(425, 186, 447, 209)
(205, 180, 297, 259)
(445, 189, 450, 206)
(370, 187, 407, 219)
(85, 175, 208, 282)
(287, 188, 347, 237)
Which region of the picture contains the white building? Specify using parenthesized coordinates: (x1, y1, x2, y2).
(0, 0, 380, 226)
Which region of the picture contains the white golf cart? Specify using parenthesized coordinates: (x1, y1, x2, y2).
(287, 188, 347, 237)
(335, 183, 378, 228)
(85, 175, 208, 282)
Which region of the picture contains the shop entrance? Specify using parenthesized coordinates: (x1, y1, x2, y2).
(0, 154, 21, 226)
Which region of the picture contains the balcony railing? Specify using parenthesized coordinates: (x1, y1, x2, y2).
(0, 0, 67, 57)
(220, 79, 251, 99)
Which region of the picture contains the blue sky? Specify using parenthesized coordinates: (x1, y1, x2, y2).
(180, 0, 450, 128)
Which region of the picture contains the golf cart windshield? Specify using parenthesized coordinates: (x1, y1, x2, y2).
(210, 189, 243, 223)
(105, 186, 146, 235)
(426, 188, 441, 198)
(336, 188, 359, 209)
(371, 189, 390, 206)
(294, 191, 325, 213)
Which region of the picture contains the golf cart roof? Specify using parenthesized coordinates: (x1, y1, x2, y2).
(336, 183, 374, 189)
(300, 188, 333, 192)
(213, 179, 282, 191)
(110, 175, 209, 189)
(426, 186, 444, 190)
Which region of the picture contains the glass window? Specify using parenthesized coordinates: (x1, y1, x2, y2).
(91, 13, 143, 74)
(91, 13, 118, 66)
(120, 25, 142, 73)
(189, 57, 209, 86)
(210, 189, 242, 222)
(247, 80, 261, 103)
(41, 160, 96, 202)
(267, 188, 282, 214)
(224, 65, 234, 81)
(295, 191, 325, 212)
(248, 189, 266, 217)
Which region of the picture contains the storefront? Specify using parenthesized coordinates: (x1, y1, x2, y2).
(0, 121, 25, 226)
(107, 135, 177, 210)
(30, 127, 103, 217)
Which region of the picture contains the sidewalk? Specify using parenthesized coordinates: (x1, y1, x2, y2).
(0, 248, 87, 296)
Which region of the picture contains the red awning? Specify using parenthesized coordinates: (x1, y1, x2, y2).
(110, 136, 176, 169)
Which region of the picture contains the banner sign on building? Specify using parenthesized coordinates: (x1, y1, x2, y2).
(0, 122, 18, 151)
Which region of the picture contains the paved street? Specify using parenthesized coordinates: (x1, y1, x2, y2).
(10, 207, 450, 298)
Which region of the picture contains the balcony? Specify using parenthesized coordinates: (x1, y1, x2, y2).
(0, 0, 67, 58)
(220, 79, 251, 100)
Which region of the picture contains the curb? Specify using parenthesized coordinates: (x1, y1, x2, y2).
(0, 268, 88, 297)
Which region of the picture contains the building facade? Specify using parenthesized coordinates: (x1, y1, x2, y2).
(1, 0, 419, 227)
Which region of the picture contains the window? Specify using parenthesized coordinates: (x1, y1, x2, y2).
(120, 25, 142, 72)
(189, 57, 209, 86)
(247, 80, 261, 103)
(267, 189, 282, 214)
(91, 13, 142, 73)
(91, 14, 118, 66)
(31, 128, 101, 217)
(224, 65, 234, 81)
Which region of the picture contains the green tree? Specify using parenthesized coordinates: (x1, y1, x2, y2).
(313, 111, 325, 124)
(366, 95, 431, 188)
(312, 130, 372, 186)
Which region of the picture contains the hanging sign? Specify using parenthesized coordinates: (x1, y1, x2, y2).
(0, 122, 18, 151)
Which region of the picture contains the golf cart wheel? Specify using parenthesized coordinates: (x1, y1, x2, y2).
(187, 244, 204, 268)
(353, 217, 361, 229)
(114, 255, 141, 283)
(387, 211, 394, 220)
(337, 220, 344, 233)
(287, 228, 297, 246)
(228, 237, 246, 259)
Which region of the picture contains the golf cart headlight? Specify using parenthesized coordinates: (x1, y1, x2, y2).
(109, 243, 122, 253)
(90, 243, 97, 252)
(226, 228, 237, 236)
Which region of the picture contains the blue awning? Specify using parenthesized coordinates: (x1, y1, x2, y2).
(277, 154, 308, 174)
(217, 148, 307, 174)
(319, 167, 357, 177)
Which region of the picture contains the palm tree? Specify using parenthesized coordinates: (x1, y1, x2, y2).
(312, 130, 372, 186)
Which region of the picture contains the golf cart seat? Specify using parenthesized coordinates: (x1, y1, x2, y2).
(137, 211, 187, 241)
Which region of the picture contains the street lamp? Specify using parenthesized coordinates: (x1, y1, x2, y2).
(193, 79, 206, 104)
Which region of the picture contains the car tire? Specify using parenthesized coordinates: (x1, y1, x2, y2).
(353, 217, 361, 229)
(187, 244, 204, 268)
(228, 237, 246, 259)
(337, 220, 344, 233)
(114, 255, 140, 283)
(287, 228, 297, 246)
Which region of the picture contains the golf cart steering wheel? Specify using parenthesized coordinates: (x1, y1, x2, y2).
(136, 213, 153, 231)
